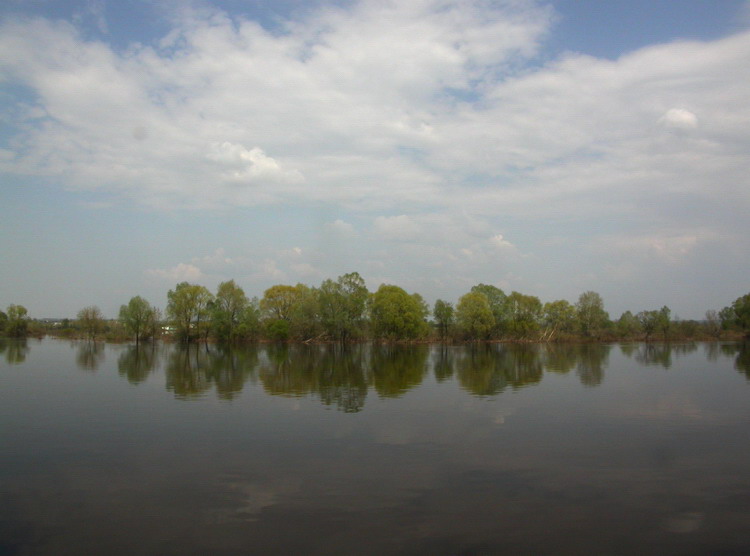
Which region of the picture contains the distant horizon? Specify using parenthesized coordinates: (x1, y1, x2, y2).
(2, 0, 749, 320)
(5, 274, 743, 323)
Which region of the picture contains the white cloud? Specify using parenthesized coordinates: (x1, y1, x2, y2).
(192, 248, 235, 271)
(290, 262, 321, 277)
(255, 259, 286, 282)
(373, 214, 421, 240)
(146, 263, 203, 282)
(0, 1, 552, 210)
(489, 234, 514, 250)
(207, 142, 304, 184)
(325, 219, 357, 236)
(659, 108, 698, 130)
(598, 230, 723, 264)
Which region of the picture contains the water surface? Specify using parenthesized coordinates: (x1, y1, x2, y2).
(2, 339, 750, 555)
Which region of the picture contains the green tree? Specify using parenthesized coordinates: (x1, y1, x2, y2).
(212, 280, 249, 342)
(0, 310, 7, 334)
(236, 298, 261, 340)
(721, 293, 750, 336)
(658, 306, 671, 339)
(542, 299, 576, 340)
(317, 272, 369, 342)
(506, 291, 542, 339)
(260, 284, 299, 321)
(575, 291, 609, 338)
(77, 305, 104, 340)
(433, 299, 454, 340)
(455, 291, 495, 340)
(260, 283, 321, 341)
(119, 296, 159, 344)
(369, 284, 430, 340)
(470, 284, 508, 337)
(166, 282, 213, 342)
(637, 310, 660, 340)
(289, 284, 321, 341)
(5, 305, 29, 338)
(615, 310, 641, 338)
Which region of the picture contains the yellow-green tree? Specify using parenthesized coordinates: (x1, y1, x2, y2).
(166, 282, 213, 342)
(369, 284, 430, 340)
(119, 296, 160, 344)
(456, 291, 495, 340)
(212, 280, 249, 342)
(77, 306, 104, 340)
(4, 305, 29, 338)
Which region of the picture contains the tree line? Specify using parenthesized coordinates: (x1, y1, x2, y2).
(2, 273, 749, 343)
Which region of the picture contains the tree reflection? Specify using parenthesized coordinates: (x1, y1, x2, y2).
(634, 343, 673, 369)
(165, 344, 212, 398)
(369, 344, 429, 398)
(456, 345, 510, 396)
(258, 344, 368, 412)
(433, 345, 455, 382)
(317, 345, 368, 412)
(0, 338, 30, 365)
(165, 343, 257, 399)
(76, 341, 105, 371)
(207, 344, 259, 400)
(575, 344, 610, 386)
(118, 344, 159, 384)
(734, 342, 750, 379)
(542, 344, 579, 374)
(109, 341, 750, 406)
(456, 344, 543, 396)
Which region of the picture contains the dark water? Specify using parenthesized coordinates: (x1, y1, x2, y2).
(2, 339, 750, 555)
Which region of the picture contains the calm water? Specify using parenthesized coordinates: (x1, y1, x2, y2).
(2, 339, 750, 555)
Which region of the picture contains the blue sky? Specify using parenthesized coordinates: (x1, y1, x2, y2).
(1, 0, 749, 320)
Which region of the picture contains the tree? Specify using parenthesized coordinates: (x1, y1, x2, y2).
(455, 292, 495, 340)
(166, 282, 213, 342)
(236, 298, 261, 340)
(119, 296, 159, 344)
(542, 299, 576, 340)
(506, 291, 542, 339)
(0, 310, 7, 334)
(289, 284, 321, 341)
(433, 299, 454, 340)
(77, 306, 104, 340)
(637, 310, 660, 340)
(5, 305, 29, 338)
(369, 284, 430, 340)
(318, 272, 369, 342)
(575, 291, 609, 338)
(261, 283, 322, 341)
(704, 310, 722, 338)
(212, 280, 249, 342)
(470, 284, 507, 337)
(260, 285, 299, 322)
(615, 310, 641, 338)
(658, 306, 671, 339)
(721, 293, 750, 336)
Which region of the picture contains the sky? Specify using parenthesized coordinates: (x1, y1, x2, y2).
(1, 0, 749, 320)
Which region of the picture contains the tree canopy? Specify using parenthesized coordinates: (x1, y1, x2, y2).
(369, 284, 430, 340)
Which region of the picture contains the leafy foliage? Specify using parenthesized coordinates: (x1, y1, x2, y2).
(77, 306, 104, 340)
(119, 296, 160, 343)
(369, 284, 430, 340)
(456, 292, 494, 340)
